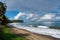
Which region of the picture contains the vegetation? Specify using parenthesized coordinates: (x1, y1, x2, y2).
(11, 20, 24, 23)
(0, 2, 10, 25)
(2, 15, 11, 24)
(0, 25, 26, 40)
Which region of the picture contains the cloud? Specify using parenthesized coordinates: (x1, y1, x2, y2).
(14, 12, 40, 22)
(14, 12, 56, 22)
(3, 0, 60, 21)
(14, 12, 25, 19)
(14, 12, 60, 26)
(26, 13, 33, 20)
(37, 13, 56, 22)
(40, 13, 55, 20)
(42, 16, 60, 26)
(30, 14, 39, 21)
(1, 0, 60, 13)
(14, 12, 34, 20)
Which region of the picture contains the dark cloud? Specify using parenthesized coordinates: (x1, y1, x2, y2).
(0, 0, 60, 13)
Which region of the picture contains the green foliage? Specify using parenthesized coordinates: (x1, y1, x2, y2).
(0, 2, 6, 14)
(2, 15, 11, 25)
(0, 2, 10, 25)
(11, 20, 24, 23)
(0, 26, 26, 40)
(0, 15, 3, 19)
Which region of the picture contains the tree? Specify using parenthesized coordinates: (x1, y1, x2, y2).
(0, 2, 10, 25)
(2, 15, 11, 25)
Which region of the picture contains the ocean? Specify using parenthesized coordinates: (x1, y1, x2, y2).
(17, 22, 60, 28)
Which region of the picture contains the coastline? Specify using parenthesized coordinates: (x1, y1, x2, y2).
(8, 25, 60, 40)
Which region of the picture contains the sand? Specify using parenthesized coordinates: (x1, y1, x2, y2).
(9, 27, 59, 40)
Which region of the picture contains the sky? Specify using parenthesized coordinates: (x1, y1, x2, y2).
(0, 0, 60, 23)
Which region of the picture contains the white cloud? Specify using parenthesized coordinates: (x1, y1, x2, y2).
(26, 14, 33, 20)
(14, 12, 40, 22)
(30, 14, 39, 21)
(14, 12, 60, 24)
(40, 13, 55, 20)
(14, 12, 34, 20)
(37, 13, 56, 22)
(14, 12, 25, 19)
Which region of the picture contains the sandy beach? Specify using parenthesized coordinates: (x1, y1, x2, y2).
(9, 26, 59, 40)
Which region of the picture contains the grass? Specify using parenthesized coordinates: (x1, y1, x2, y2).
(0, 25, 26, 40)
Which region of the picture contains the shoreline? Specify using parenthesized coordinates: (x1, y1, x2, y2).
(15, 28, 60, 40)
(8, 25, 60, 40)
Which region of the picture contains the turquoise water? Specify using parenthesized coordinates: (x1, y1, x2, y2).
(19, 22, 60, 27)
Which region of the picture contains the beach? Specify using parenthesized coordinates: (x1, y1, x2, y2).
(9, 27, 59, 40)
(8, 23, 60, 40)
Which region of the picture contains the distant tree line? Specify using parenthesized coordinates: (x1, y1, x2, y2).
(11, 20, 24, 23)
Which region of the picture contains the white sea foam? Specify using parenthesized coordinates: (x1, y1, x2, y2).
(9, 23, 60, 38)
(37, 26, 49, 28)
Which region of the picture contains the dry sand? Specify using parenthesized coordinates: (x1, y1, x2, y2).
(9, 27, 59, 40)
